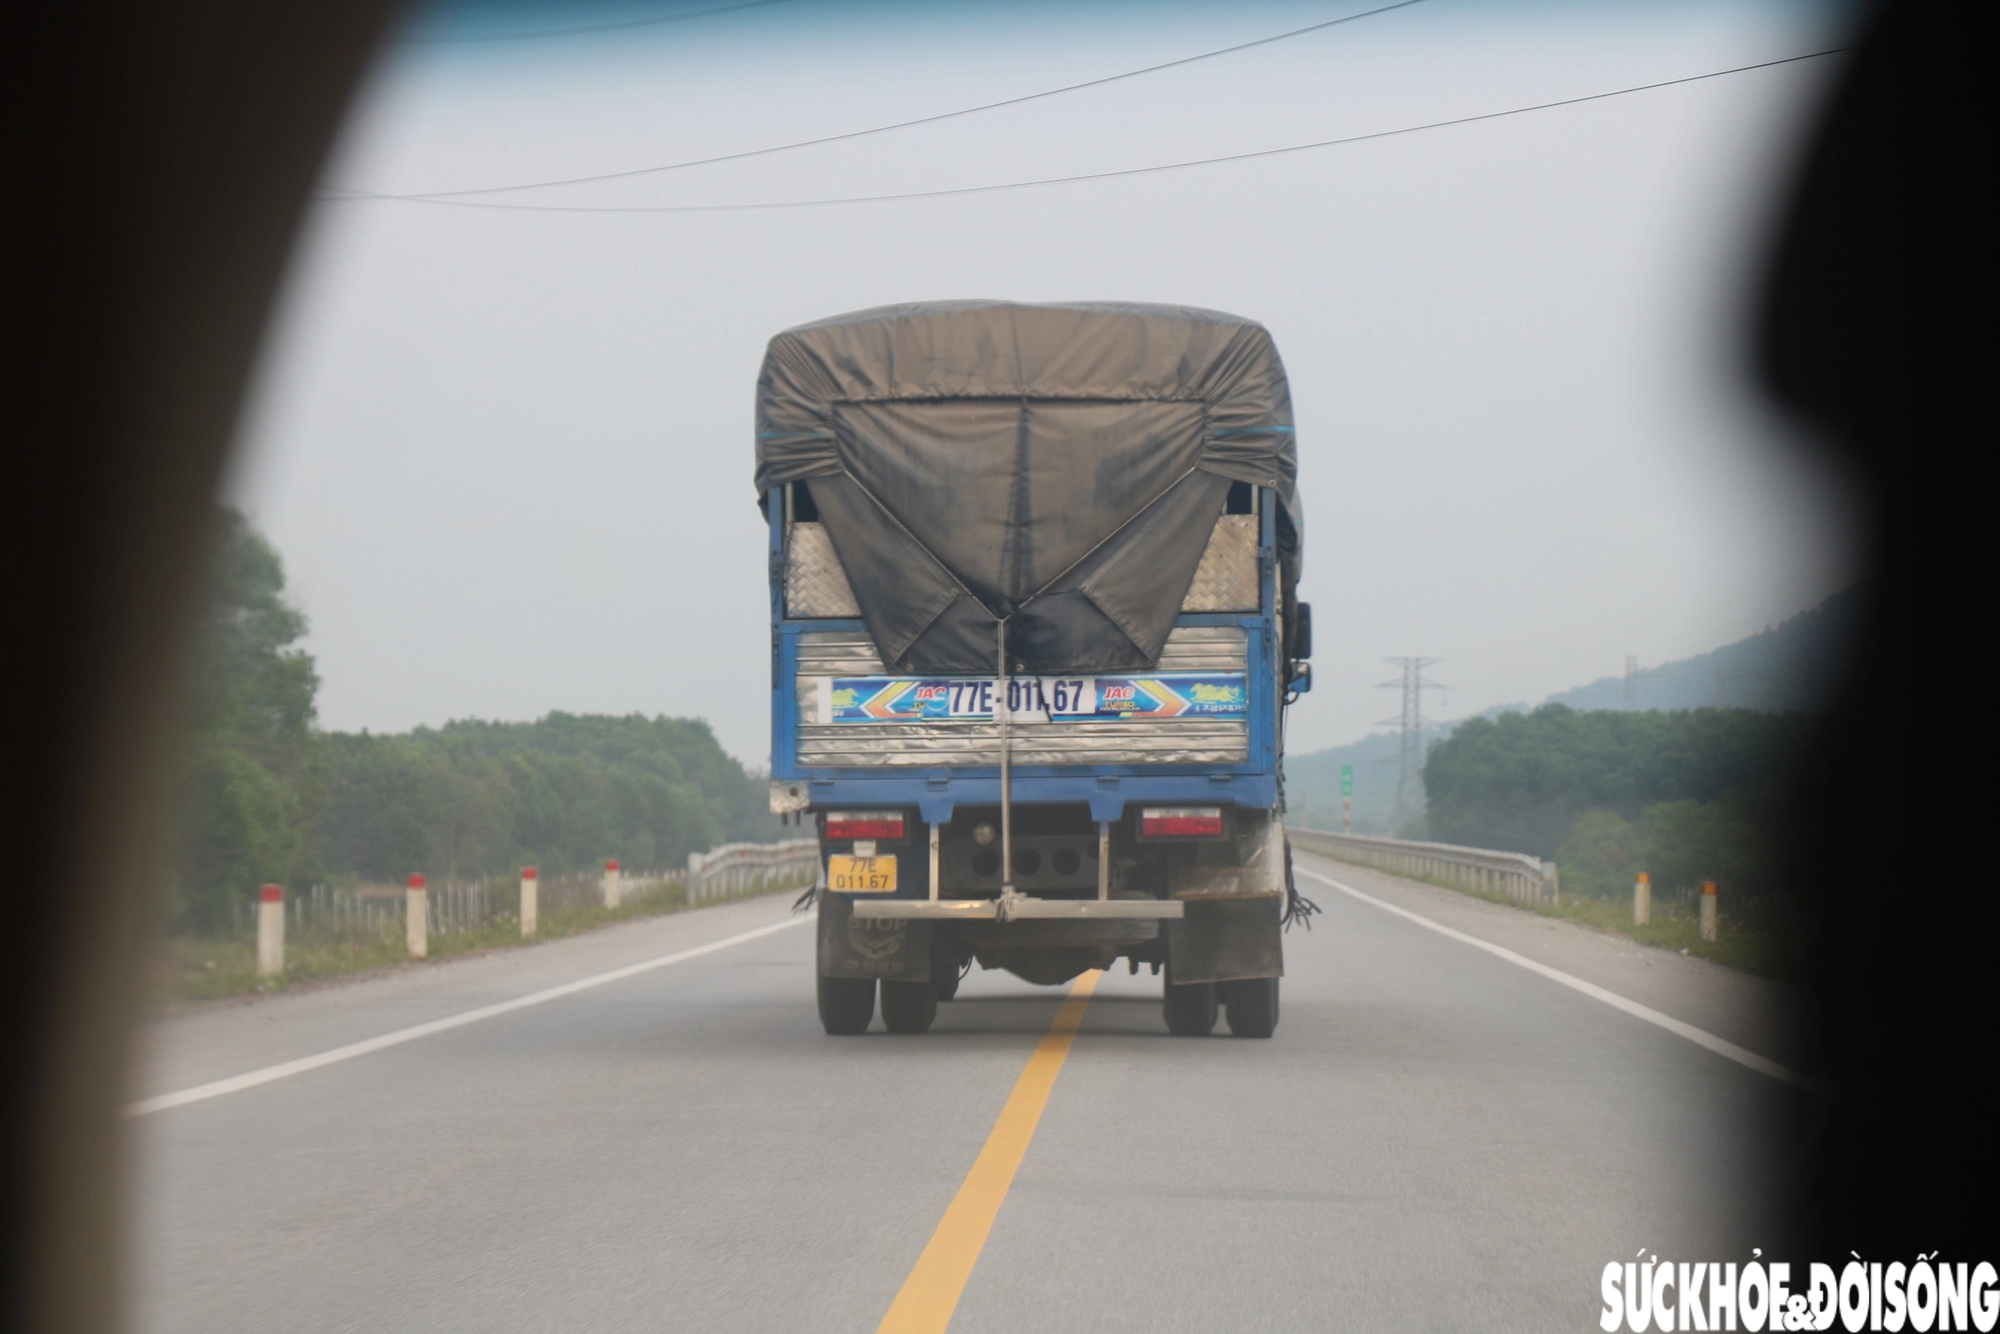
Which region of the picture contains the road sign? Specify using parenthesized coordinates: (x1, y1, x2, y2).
(1340, 765, 1353, 796)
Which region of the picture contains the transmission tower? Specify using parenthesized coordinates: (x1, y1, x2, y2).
(1378, 657, 1445, 823)
(1624, 655, 1640, 710)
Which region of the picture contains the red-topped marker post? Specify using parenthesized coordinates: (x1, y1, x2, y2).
(1699, 879, 1718, 943)
(603, 859, 622, 910)
(1633, 871, 1651, 927)
(256, 884, 284, 977)
(406, 873, 428, 959)
(520, 866, 538, 938)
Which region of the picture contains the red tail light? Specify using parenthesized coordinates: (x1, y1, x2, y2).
(1142, 807, 1224, 838)
(826, 812, 905, 841)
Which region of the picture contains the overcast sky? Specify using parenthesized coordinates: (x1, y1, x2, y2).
(226, 0, 1861, 766)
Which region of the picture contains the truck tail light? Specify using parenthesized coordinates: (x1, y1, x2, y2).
(826, 812, 904, 841)
(1141, 807, 1224, 838)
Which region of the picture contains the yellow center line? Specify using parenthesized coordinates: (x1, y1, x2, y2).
(875, 969, 1102, 1334)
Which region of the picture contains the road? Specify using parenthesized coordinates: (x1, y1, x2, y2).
(129, 849, 1814, 1332)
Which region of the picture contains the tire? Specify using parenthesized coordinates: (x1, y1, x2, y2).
(1223, 977, 1280, 1038)
(880, 979, 938, 1034)
(818, 975, 876, 1035)
(1162, 962, 1218, 1037)
(933, 959, 962, 1002)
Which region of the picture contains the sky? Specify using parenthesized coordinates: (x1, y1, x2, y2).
(225, 0, 1863, 766)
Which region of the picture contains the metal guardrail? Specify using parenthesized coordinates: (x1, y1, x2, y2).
(687, 838, 821, 906)
(1289, 827, 1560, 907)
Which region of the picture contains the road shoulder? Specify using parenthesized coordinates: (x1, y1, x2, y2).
(131, 890, 806, 1101)
(1293, 850, 1807, 1072)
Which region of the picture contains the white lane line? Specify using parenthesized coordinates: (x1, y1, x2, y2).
(128, 914, 812, 1117)
(1295, 865, 1829, 1095)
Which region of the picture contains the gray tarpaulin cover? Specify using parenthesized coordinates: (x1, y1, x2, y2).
(755, 301, 1301, 674)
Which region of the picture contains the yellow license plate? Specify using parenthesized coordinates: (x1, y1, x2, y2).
(828, 855, 897, 892)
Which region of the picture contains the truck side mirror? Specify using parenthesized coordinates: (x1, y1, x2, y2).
(1292, 602, 1312, 661)
(1287, 661, 1313, 694)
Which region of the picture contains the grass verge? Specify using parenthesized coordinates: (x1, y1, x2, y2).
(158, 878, 808, 1005)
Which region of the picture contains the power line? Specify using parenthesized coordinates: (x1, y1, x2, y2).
(347, 0, 1429, 199)
(330, 48, 1845, 216)
(398, 0, 798, 45)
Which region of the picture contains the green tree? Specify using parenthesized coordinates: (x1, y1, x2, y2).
(172, 508, 321, 931)
(1422, 705, 1809, 857)
(1551, 808, 1646, 899)
(1555, 793, 1785, 919)
(312, 713, 770, 883)
(1428, 705, 1809, 923)
(169, 513, 784, 921)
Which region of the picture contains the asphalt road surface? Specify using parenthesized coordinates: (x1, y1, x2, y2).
(130, 849, 1815, 1332)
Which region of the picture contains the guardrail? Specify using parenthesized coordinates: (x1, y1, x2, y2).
(687, 838, 821, 906)
(1289, 827, 1559, 907)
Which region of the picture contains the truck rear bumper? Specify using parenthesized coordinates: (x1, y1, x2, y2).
(846, 896, 1183, 921)
(769, 771, 1278, 824)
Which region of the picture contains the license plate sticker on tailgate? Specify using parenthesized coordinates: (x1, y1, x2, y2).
(828, 855, 897, 892)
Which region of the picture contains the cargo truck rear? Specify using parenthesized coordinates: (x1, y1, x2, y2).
(756, 301, 1312, 1037)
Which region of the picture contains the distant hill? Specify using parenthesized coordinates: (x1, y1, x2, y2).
(1543, 589, 1860, 713)
(1285, 589, 1857, 833)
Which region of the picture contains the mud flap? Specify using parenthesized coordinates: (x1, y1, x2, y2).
(817, 893, 932, 982)
(1166, 893, 1283, 984)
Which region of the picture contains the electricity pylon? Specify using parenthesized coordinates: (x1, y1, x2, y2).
(1378, 658, 1445, 825)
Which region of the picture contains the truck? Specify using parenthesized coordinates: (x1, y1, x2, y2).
(756, 301, 1311, 1038)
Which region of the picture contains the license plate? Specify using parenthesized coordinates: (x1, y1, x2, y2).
(828, 855, 897, 892)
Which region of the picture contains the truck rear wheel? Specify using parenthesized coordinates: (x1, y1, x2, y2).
(880, 980, 938, 1034)
(1222, 977, 1280, 1038)
(818, 976, 876, 1035)
(1162, 965, 1218, 1037)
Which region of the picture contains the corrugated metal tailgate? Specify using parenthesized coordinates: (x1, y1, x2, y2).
(796, 627, 1249, 767)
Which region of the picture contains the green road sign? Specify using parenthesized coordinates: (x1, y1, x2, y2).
(1340, 765, 1353, 796)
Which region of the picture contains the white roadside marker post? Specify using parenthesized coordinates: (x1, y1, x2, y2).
(1634, 871, 1651, 927)
(256, 883, 285, 977)
(520, 866, 538, 938)
(1699, 879, 1718, 942)
(406, 873, 428, 959)
(603, 859, 622, 910)
(687, 850, 706, 908)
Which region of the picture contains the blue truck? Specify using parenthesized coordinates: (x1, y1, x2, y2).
(756, 301, 1310, 1037)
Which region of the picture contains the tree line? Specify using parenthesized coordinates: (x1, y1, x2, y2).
(170, 510, 778, 934)
(1421, 704, 1814, 911)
